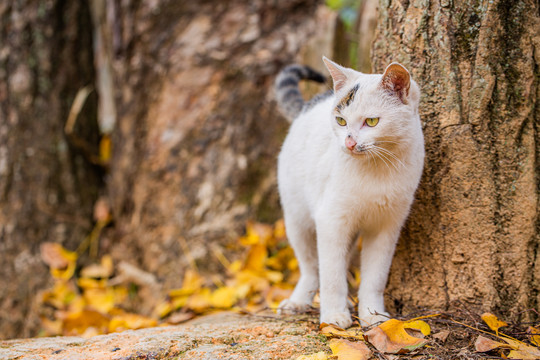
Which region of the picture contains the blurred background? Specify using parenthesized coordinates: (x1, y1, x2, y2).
(0, 0, 538, 340)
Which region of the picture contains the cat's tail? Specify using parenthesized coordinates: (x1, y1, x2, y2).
(274, 65, 326, 122)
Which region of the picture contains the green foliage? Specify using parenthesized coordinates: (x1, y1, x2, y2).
(325, 0, 361, 30)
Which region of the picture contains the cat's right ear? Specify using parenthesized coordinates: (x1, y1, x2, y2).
(322, 56, 354, 93)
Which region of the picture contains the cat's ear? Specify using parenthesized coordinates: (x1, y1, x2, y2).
(322, 56, 355, 93)
(381, 63, 410, 104)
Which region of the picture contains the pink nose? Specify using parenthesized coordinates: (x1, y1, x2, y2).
(345, 136, 357, 150)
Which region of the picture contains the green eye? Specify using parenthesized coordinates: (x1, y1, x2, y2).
(336, 117, 347, 126)
(365, 117, 379, 127)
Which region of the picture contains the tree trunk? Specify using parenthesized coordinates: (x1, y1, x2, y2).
(99, 0, 330, 302)
(0, 0, 100, 338)
(372, 0, 539, 318)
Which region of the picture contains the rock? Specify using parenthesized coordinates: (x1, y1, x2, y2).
(0, 313, 327, 360)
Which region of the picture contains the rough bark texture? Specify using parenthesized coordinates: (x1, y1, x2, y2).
(372, 0, 539, 318)
(0, 0, 101, 338)
(103, 0, 328, 294)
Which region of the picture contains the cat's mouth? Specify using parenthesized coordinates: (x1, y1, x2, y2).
(342, 145, 369, 157)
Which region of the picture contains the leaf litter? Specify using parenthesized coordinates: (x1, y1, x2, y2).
(38, 219, 540, 360)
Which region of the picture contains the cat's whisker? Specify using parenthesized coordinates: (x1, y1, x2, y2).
(371, 148, 399, 172)
(372, 146, 405, 169)
(368, 148, 392, 171)
(366, 149, 377, 167)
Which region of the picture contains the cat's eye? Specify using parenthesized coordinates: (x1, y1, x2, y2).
(336, 117, 347, 126)
(365, 117, 379, 127)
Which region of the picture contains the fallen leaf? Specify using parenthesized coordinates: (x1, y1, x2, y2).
(108, 310, 157, 332)
(501, 336, 540, 359)
(166, 311, 195, 324)
(474, 335, 512, 352)
(404, 320, 431, 337)
(80, 255, 114, 278)
(62, 310, 109, 336)
(320, 323, 364, 341)
(527, 326, 540, 347)
(169, 269, 204, 297)
(40, 243, 75, 269)
(244, 243, 268, 271)
(295, 351, 329, 360)
(365, 319, 429, 354)
(481, 312, 508, 335)
(329, 338, 372, 360)
(210, 286, 237, 308)
(432, 330, 450, 342)
(84, 288, 116, 313)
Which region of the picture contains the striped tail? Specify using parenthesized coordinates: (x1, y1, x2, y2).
(274, 65, 327, 122)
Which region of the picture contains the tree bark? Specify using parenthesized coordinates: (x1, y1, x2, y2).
(0, 0, 100, 338)
(372, 0, 539, 318)
(100, 0, 328, 301)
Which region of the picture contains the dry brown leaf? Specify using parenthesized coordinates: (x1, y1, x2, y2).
(365, 319, 428, 354)
(474, 335, 512, 352)
(329, 338, 372, 360)
(432, 329, 450, 342)
(166, 311, 195, 324)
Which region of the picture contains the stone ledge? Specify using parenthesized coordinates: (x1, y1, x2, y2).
(0, 313, 326, 360)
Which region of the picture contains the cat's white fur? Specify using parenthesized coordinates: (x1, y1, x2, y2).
(277, 57, 424, 328)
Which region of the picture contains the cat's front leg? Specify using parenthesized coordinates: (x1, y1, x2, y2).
(357, 228, 400, 326)
(278, 217, 319, 314)
(316, 214, 353, 328)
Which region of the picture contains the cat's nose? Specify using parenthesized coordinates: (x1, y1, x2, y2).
(345, 135, 357, 150)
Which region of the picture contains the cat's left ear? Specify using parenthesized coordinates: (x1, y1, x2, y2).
(381, 63, 410, 104)
(322, 56, 357, 93)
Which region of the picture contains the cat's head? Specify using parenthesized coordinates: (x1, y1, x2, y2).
(323, 57, 421, 165)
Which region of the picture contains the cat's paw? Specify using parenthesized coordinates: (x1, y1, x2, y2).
(277, 299, 311, 315)
(358, 310, 389, 327)
(320, 311, 353, 329)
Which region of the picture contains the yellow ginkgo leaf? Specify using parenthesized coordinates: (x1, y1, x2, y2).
(210, 286, 237, 308)
(239, 222, 261, 246)
(502, 336, 540, 359)
(481, 312, 508, 335)
(169, 269, 203, 297)
(186, 288, 212, 313)
(527, 326, 540, 347)
(42, 281, 77, 309)
(84, 288, 116, 313)
(273, 219, 286, 239)
(320, 323, 364, 341)
(80, 255, 114, 278)
(404, 320, 431, 336)
(62, 309, 109, 336)
(365, 318, 429, 354)
(108, 310, 157, 332)
(40, 242, 77, 269)
(329, 338, 372, 360)
(244, 243, 268, 271)
(295, 351, 328, 360)
(77, 277, 107, 289)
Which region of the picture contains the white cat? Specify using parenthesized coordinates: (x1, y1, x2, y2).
(274, 57, 424, 328)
